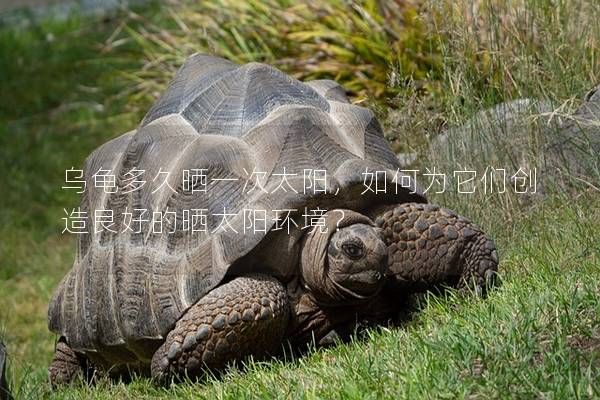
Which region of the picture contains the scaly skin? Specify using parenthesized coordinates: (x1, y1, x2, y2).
(151, 274, 289, 384)
(374, 203, 499, 295)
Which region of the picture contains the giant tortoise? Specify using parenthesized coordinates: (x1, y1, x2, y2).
(48, 54, 499, 386)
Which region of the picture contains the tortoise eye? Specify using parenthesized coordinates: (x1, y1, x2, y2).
(342, 242, 364, 260)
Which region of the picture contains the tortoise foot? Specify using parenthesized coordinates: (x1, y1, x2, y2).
(48, 338, 91, 388)
(151, 274, 289, 385)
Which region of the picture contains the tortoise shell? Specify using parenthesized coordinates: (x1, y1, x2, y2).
(48, 54, 425, 362)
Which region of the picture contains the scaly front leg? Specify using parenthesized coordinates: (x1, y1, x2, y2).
(373, 203, 499, 295)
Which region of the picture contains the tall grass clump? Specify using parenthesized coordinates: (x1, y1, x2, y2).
(423, 0, 599, 120)
(120, 0, 599, 165)
(412, 0, 600, 230)
(118, 0, 441, 107)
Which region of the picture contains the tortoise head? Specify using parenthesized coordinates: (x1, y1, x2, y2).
(300, 209, 387, 306)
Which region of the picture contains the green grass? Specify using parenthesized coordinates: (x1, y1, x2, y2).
(5, 194, 599, 398)
(0, 0, 599, 398)
(0, 5, 156, 397)
(0, 13, 142, 237)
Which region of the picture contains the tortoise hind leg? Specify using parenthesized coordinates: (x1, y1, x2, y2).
(48, 337, 94, 388)
(151, 274, 289, 385)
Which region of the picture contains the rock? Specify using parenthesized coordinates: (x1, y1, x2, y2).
(426, 92, 599, 196)
(429, 98, 554, 170)
(546, 84, 600, 189)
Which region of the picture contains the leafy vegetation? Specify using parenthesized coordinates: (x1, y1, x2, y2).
(120, 0, 441, 102)
(0, 0, 598, 398)
(122, 0, 600, 152)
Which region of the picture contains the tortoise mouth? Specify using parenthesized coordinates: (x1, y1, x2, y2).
(325, 222, 388, 301)
(333, 269, 385, 297)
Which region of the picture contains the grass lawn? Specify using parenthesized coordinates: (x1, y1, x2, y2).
(0, 0, 598, 398)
